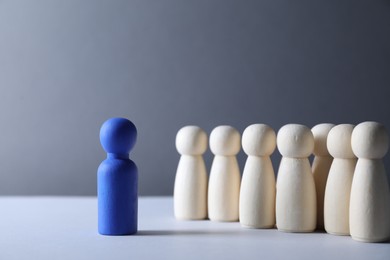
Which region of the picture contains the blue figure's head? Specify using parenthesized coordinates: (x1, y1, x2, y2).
(100, 118, 137, 154)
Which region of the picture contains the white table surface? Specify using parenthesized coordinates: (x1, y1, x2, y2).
(0, 197, 389, 260)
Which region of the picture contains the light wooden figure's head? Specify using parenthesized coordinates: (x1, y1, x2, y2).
(210, 125, 240, 156)
(311, 123, 335, 157)
(327, 124, 356, 159)
(242, 124, 276, 156)
(176, 126, 208, 155)
(351, 121, 389, 159)
(277, 124, 314, 158)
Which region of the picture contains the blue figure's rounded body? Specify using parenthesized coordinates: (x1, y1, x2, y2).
(98, 118, 138, 235)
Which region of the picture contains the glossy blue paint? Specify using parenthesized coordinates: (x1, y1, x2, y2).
(98, 118, 138, 235)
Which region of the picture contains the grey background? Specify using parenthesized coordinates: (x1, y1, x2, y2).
(0, 0, 389, 196)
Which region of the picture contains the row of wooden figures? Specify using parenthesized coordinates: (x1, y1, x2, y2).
(173, 121, 390, 243)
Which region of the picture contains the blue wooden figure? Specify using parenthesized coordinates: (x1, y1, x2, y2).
(98, 117, 138, 235)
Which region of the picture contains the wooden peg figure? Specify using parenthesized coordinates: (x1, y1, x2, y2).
(240, 124, 276, 229)
(311, 123, 334, 230)
(174, 126, 208, 220)
(350, 121, 390, 242)
(98, 118, 138, 235)
(208, 125, 241, 222)
(324, 124, 356, 236)
(276, 124, 316, 232)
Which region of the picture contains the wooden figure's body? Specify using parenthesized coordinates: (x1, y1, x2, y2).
(98, 156, 138, 235)
(208, 155, 240, 221)
(276, 157, 316, 232)
(350, 122, 390, 242)
(208, 125, 241, 222)
(311, 123, 334, 230)
(240, 124, 276, 228)
(324, 158, 356, 235)
(312, 156, 332, 230)
(98, 118, 138, 236)
(276, 124, 316, 233)
(324, 124, 356, 236)
(174, 126, 208, 220)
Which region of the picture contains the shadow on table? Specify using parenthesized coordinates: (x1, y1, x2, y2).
(137, 229, 244, 236)
(137, 230, 390, 243)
